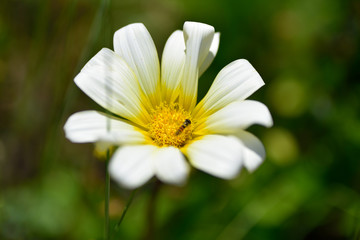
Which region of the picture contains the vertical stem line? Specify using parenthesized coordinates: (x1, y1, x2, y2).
(143, 180, 162, 240)
(105, 149, 110, 240)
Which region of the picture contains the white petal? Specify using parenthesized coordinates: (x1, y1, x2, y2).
(64, 111, 147, 144)
(236, 130, 266, 172)
(113, 23, 160, 106)
(180, 21, 215, 111)
(75, 48, 150, 126)
(161, 30, 186, 103)
(81, 48, 144, 98)
(198, 100, 273, 134)
(153, 147, 189, 185)
(194, 59, 264, 119)
(185, 135, 243, 179)
(198, 32, 220, 76)
(109, 145, 156, 189)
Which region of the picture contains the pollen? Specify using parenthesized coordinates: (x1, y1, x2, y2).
(148, 102, 193, 148)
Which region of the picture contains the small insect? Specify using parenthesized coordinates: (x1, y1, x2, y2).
(175, 119, 191, 135)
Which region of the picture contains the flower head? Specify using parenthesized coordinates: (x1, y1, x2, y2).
(64, 22, 273, 189)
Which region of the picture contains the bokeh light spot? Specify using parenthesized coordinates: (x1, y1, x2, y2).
(268, 76, 308, 117)
(263, 127, 299, 165)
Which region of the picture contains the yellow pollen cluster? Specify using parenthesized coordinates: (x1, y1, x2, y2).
(148, 102, 193, 148)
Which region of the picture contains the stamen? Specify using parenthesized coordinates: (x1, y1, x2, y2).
(148, 102, 193, 147)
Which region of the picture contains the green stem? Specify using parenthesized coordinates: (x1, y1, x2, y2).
(105, 149, 110, 240)
(115, 190, 137, 230)
(143, 180, 162, 240)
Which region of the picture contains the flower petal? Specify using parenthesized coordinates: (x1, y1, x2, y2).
(109, 145, 156, 189)
(64, 111, 147, 144)
(236, 130, 266, 172)
(193, 59, 264, 119)
(75, 48, 151, 126)
(180, 21, 215, 111)
(196, 100, 273, 134)
(153, 147, 189, 185)
(198, 32, 220, 76)
(184, 135, 243, 179)
(113, 23, 160, 107)
(161, 30, 185, 103)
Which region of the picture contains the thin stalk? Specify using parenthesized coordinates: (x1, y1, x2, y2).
(143, 180, 162, 240)
(105, 149, 110, 240)
(115, 190, 137, 230)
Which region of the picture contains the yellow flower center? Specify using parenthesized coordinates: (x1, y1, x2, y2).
(148, 102, 193, 148)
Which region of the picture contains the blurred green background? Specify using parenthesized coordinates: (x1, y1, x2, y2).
(1, 0, 360, 239)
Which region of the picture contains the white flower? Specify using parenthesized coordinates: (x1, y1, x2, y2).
(64, 22, 273, 189)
